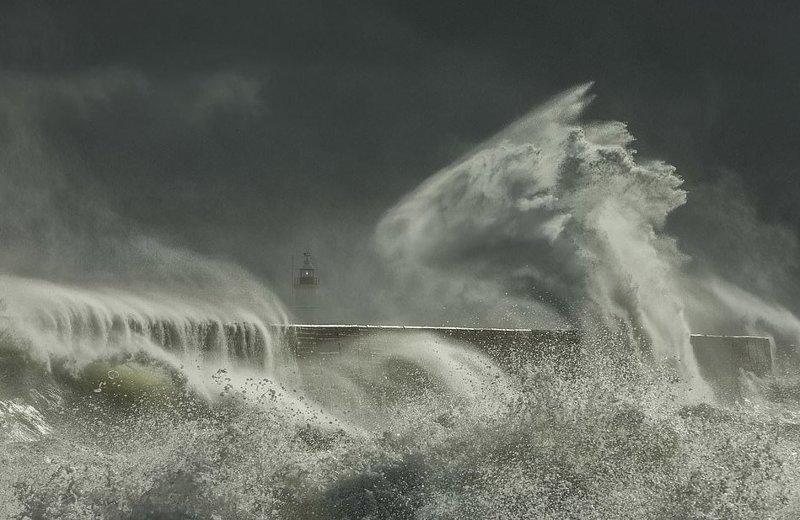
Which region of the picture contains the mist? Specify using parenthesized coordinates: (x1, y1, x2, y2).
(4, 4, 800, 518)
(1, 1, 799, 336)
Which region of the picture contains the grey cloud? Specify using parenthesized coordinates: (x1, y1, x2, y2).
(0, 1, 798, 327)
(0, 67, 266, 279)
(182, 73, 265, 125)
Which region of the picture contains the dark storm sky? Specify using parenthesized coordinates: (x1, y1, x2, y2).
(1, 0, 799, 322)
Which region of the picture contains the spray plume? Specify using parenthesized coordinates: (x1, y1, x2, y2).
(377, 83, 699, 375)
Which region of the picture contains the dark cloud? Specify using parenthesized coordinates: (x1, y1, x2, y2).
(1, 0, 799, 324)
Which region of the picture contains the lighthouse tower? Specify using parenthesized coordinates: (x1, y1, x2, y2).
(293, 252, 320, 324)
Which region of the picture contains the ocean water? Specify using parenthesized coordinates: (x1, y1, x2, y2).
(2, 312, 800, 519)
(3, 84, 800, 519)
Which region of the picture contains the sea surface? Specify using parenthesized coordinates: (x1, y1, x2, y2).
(2, 324, 800, 519)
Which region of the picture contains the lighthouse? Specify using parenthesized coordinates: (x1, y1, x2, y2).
(293, 252, 320, 324)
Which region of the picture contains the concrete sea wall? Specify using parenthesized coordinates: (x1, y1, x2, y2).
(690, 334, 773, 399)
(279, 326, 775, 398)
(280, 324, 581, 374)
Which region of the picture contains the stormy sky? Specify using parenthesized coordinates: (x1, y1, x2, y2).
(1, 0, 799, 325)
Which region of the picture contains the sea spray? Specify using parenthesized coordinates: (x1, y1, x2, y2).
(376, 83, 700, 383)
(292, 332, 515, 431)
(0, 273, 290, 398)
(4, 331, 798, 518)
(3, 84, 800, 518)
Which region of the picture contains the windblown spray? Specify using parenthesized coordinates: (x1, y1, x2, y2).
(4, 85, 800, 519)
(377, 83, 697, 377)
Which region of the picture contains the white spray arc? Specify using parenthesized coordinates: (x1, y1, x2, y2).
(0, 274, 290, 386)
(376, 83, 700, 378)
